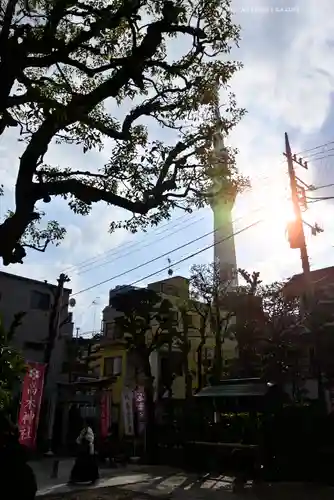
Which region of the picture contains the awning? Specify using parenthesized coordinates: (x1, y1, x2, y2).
(195, 380, 270, 398)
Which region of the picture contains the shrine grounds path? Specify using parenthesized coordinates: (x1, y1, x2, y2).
(33, 460, 334, 500)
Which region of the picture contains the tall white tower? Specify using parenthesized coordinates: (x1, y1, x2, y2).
(209, 95, 238, 286)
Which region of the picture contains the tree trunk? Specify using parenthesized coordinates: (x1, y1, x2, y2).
(196, 316, 206, 391)
(197, 343, 203, 390)
(212, 308, 223, 382)
(142, 352, 156, 464)
(168, 338, 173, 399)
(181, 310, 192, 399)
(184, 351, 192, 400)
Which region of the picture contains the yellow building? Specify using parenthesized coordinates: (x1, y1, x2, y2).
(92, 276, 238, 432)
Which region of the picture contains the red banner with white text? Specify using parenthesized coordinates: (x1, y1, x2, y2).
(18, 362, 46, 449)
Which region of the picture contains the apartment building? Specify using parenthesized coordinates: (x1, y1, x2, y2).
(0, 270, 73, 397)
(93, 276, 238, 431)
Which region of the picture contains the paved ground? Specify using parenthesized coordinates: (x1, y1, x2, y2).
(32, 460, 334, 499)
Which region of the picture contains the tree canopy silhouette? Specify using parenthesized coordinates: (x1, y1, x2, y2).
(0, 0, 246, 265)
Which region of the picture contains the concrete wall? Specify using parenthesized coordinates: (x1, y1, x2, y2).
(0, 271, 73, 396)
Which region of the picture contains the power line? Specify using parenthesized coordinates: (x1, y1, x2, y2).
(304, 146, 334, 160)
(307, 183, 334, 192)
(74, 214, 206, 276)
(72, 219, 262, 296)
(72, 184, 290, 277)
(307, 197, 334, 204)
(72, 218, 242, 295)
(61, 170, 287, 275)
(74, 209, 256, 277)
(296, 140, 334, 157)
(70, 192, 288, 281)
(62, 211, 198, 274)
(69, 188, 291, 292)
(306, 153, 334, 164)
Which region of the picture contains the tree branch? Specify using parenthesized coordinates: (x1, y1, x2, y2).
(82, 116, 125, 140)
(22, 239, 50, 252)
(33, 178, 162, 214)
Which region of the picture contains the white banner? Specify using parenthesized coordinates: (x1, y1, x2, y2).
(122, 388, 134, 436)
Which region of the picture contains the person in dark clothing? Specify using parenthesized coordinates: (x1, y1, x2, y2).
(0, 415, 37, 500)
(69, 419, 99, 485)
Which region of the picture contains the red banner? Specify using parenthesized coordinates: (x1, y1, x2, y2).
(134, 387, 145, 421)
(100, 391, 111, 438)
(18, 362, 46, 448)
(134, 387, 146, 435)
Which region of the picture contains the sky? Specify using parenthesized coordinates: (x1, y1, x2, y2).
(1, 0, 334, 335)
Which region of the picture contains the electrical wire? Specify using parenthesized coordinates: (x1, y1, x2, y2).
(307, 183, 334, 192)
(70, 188, 290, 279)
(307, 197, 334, 204)
(295, 140, 334, 157)
(67, 183, 289, 278)
(73, 213, 207, 276)
(305, 153, 334, 164)
(61, 179, 290, 287)
(72, 219, 242, 294)
(72, 219, 262, 297)
(304, 146, 334, 161)
(62, 211, 198, 273)
(61, 170, 287, 275)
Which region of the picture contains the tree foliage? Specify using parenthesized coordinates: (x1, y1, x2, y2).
(233, 271, 308, 386)
(0, 312, 26, 411)
(109, 287, 177, 374)
(0, 0, 246, 266)
(190, 261, 236, 384)
(109, 285, 178, 458)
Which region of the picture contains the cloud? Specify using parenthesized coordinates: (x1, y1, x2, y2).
(223, 0, 334, 282)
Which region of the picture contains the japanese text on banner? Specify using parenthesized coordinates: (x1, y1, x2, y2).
(18, 362, 46, 448)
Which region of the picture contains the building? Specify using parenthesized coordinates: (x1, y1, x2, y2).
(283, 265, 334, 380)
(0, 270, 73, 398)
(93, 275, 238, 433)
(284, 265, 334, 302)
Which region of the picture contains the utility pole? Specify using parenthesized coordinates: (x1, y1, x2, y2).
(68, 327, 80, 384)
(284, 132, 325, 406)
(44, 273, 70, 455)
(284, 132, 313, 309)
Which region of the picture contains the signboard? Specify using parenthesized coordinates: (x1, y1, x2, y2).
(18, 362, 46, 449)
(122, 388, 134, 436)
(100, 391, 112, 438)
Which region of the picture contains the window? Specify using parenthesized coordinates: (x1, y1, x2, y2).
(103, 356, 122, 377)
(105, 322, 113, 337)
(105, 321, 123, 339)
(30, 291, 51, 311)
